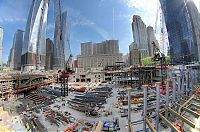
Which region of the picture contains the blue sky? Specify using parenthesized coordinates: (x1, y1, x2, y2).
(1, 0, 199, 63)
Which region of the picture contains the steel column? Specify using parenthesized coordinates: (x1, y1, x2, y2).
(155, 82, 161, 131)
(165, 79, 170, 119)
(181, 72, 185, 97)
(172, 77, 176, 103)
(142, 84, 148, 131)
(185, 69, 189, 96)
(127, 87, 132, 132)
(177, 75, 181, 101)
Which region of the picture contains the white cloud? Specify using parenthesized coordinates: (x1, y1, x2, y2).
(125, 0, 157, 27)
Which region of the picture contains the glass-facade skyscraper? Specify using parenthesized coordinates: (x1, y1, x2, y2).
(53, 0, 71, 70)
(12, 30, 24, 70)
(160, 0, 200, 64)
(186, 0, 200, 62)
(21, 0, 48, 71)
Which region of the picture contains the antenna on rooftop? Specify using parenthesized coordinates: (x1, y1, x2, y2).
(112, 7, 115, 39)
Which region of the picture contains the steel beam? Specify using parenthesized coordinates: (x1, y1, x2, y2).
(145, 117, 156, 132)
(167, 107, 196, 128)
(175, 103, 200, 118)
(158, 113, 180, 132)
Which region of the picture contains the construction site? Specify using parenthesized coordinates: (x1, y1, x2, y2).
(0, 63, 199, 132)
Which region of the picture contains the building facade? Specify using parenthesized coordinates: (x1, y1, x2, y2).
(69, 67, 106, 83)
(147, 26, 158, 56)
(186, 0, 200, 62)
(7, 48, 13, 68)
(12, 30, 24, 70)
(78, 40, 123, 70)
(21, 0, 48, 71)
(80, 40, 119, 56)
(45, 38, 53, 70)
(81, 42, 93, 56)
(0, 27, 3, 70)
(160, 0, 199, 64)
(129, 42, 140, 65)
(132, 15, 149, 59)
(53, 0, 71, 70)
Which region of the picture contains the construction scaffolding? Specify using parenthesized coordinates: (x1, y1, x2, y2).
(141, 64, 200, 132)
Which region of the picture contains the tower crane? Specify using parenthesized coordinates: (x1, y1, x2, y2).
(155, 0, 168, 55)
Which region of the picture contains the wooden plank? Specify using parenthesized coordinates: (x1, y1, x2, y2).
(176, 103, 200, 118)
(95, 120, 103, 132)
(158, 113, 180, 132)
(145, 117, 156, 132)
(167, 108, 195, 128)
(180, 98, 200, 109)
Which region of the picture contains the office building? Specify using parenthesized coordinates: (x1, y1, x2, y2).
(160, 0, 199, 63)
(12, 30, 24, 70)
(186, 0, 200, 62)
(147, 26, 158, 56)
(81, 42, 93, 56)
(0, 27, 3, 70)
(7, 48, 13, 68)
(45, 38, 53, 70)
(129, 42, 140, 65)
(77, 40, 123, 70)
(53, 0, 71, 70)
(122, 53, 130, 66)
(132, 15, 149, 59)
(21, 0, 48, 71)
(81, 40, 119, 56)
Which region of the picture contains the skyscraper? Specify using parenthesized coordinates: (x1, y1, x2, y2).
(12, 30, 24, 70)
(7, 48, 13, 68)
(53, 0, 71, 70)
(147, 26, 158, 56)
(46, 38, 53, 70)
(132, 15, 149, 59)
(160, 0, 199, 63)
(186, 0, 200, 62)
(21, 0, 48, 71)
(0, 27, 3, 70)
